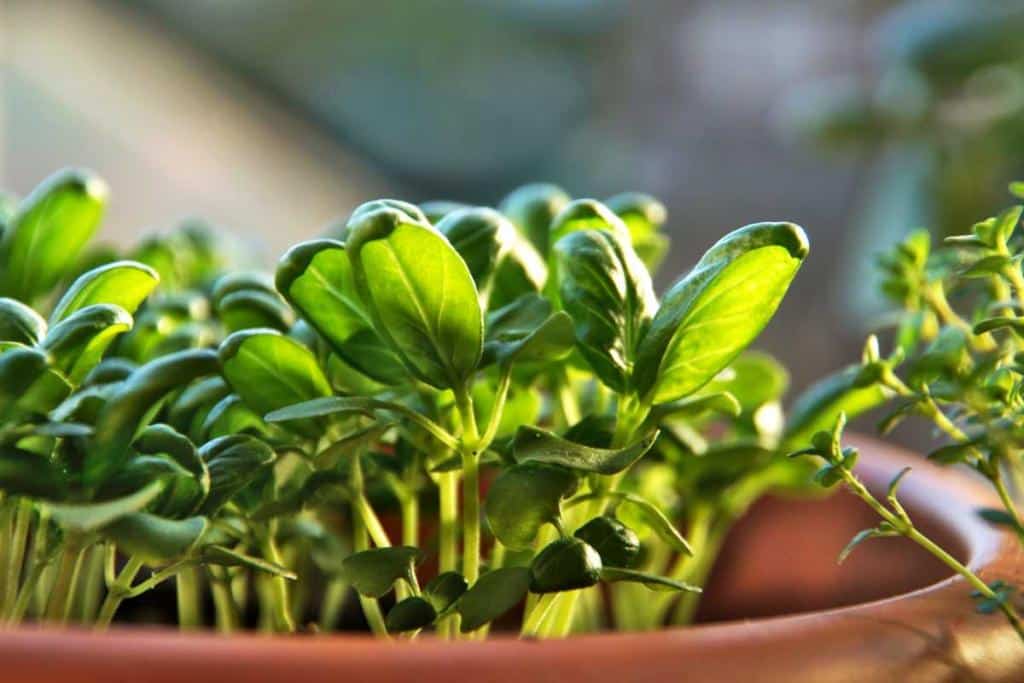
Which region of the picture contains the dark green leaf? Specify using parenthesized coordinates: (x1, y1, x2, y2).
(40, 304, 133, 383)
(341, 546, 422, 598)
(529, 537, 602, 594)
(201, 544, 297, 578)
(498, 183, 570, 258)
(0, 445, 68, 498)
(456, 566, 531, 632)
(574, 516, 640, 568)
(101, 513, 207, 562)
(599, 567, 702, 592)
(0, 298, 47, 345)
(485, 463, 577, 549)
(783, 364, 888, 449)
(385, 596, 437, 632)
(423, 571, 468, 613)
(46, 480, 165, 532)
(198, 434, 276, 515)
(512, 426, 659, 475)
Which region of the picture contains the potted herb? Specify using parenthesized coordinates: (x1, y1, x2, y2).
(0, 169, 1020, 682)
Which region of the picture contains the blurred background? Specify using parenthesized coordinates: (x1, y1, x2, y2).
(3, 0, 1024, 419)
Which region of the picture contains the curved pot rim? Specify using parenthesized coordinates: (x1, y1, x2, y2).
(1, 435, 1022, 683)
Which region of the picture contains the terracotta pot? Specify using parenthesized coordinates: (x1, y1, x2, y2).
(2, 436, 1023, 682)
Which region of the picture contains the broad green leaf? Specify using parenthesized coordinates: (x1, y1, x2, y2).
(481, 312, 575, 367)
(554, 229, 656, 391)
(46, 479, 165, 532)
(646, 392, 741, 425)
(548, 200, 632, 255)
(101, 513, 207, 562)
(498, 183, 570, 257)
(423, 571, 468, 613)
(386, 597, 437, 632)
(50, 261, 159, 322)
(216, 290, 293, 333)
(599, 567, 701, 592)
(341, 546, 423, 598)
(346, 205, 483, 389)
(608, 491, 692, 556)
(200, 394, 269, 440)
(529, 537, 602, 593)
(0, 298, 47, 344)
(88, 350, 220, 487)
(783, 364, 888, 449)
(83, 358, 136, 386)
(0, 445, 68, 498)
(419, 200, 468, 223)
(219, 329, 332, 438)
(0, 169, 107, 302)
(276, 239, 404, 385)
(574, 516, 640, 568)
(166, 377, 230, 435)
(40, 304, 133, 383)
(133, 424, 210, 507)
(512, 426, 659, 475)
(706, 351, 790, 411)
(456, 566, 531, 632)
(606, 192, 670, 272)
(198, 434, 276, 515)
(200, 544, 297, 578)
(485, 463, 577, 549)
(634, 222, 808, 404)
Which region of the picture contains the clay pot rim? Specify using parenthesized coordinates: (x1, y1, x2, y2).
(1, 435, 1021, 683)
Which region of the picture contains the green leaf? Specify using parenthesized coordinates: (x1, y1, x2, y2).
(46, 480, 165, 532)
(706, 351, 790, 411)
(200, 544, 297, 578)
(0, 298, 47, 345)
(216, 290, 293, 333)
(101, 513, 207, 563)
(646, 392, 741, 425)
(634, 222, 808, 404)
(498, 183, 571, 258)
(198, 434, 276, 515)
(346, 204, 483, 389)
(554, 229, 656, 391)
(599, 567, 701, 592)
(423, 571, 468, 613)
(0, 346, 51, 416)
(166, 377, 231, 435)
(50, 261, 159, 322)
(605, 192, 670, 272)
(341, 546, 422, 598)
(529, 537, 602, 594)
(456, 566, 531, 632)
(607, 491, 692, 556)
(275, 239, 404, 385)
(40, 304, 133, 384)
(88, 350, 220, 487)
(512, 426, 659, 475)
(783, 364, 889, 449)
(0, 169, 108, 302)
(574, 516, 641, 568)
(0, 445, 68, 498)
(482, 312, 575, 367)
(484, 463, 577, 549)
(385, 596, 437, 632)
(200, 395, 269, 440)
(133, 424, 210, 502)
(218, 329, 332, 438)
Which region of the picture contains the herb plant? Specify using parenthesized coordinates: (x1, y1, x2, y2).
(791, 186, 1024, 641)
(2, 169, 870, 639)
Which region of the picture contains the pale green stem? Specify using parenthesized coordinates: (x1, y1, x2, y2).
(208, 569, 239, 634)
(520, 593, 558, 638)
(45, 536, 86, 623)
(3, 499, 32, 615)
(94, 556, 144, 629)
(258, 522, 295, 633)
(437, 470, 459, 638)
(176, 567, 203, 630)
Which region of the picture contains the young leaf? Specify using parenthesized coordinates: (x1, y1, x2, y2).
(50, 261, 159, 322)
(554, 229, 657, 391)
(200, 395, 269, 440)
(88, 350, 220, 487)
(0, 445, 69, 498)
(609, 491, 692, 556)
(341, 546, 423, 598)
(482, 312, 575, 367)
(101, 513, 207, 562)
(484, 463, 577, 549)
(0, 347, 51, 416)
(574, 516, 641, 568)
(498, 183, 571, 258)
(0, 298, 47, 345)
(275, 240, 404, 384)
(605, 192, 670, 272)
(198, 435, 276, 515)
(512, 426, 659, 475)
(423, 571, 469, 613)
(0, 169, 108, 302)
(216, 290, 293, 333)
(633, 222, 808, 405)
(529, 537, 603, 593)
(218, 329, 332, 437)
(385, 597, 437, 632)
(46, 480, 165, 532)
(346, 205, 483, 389)
(837, 526, 898, 564)
(40, 304, 133, 383)
(599, 567, 701, 592)
(456, 566, 531, 632)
